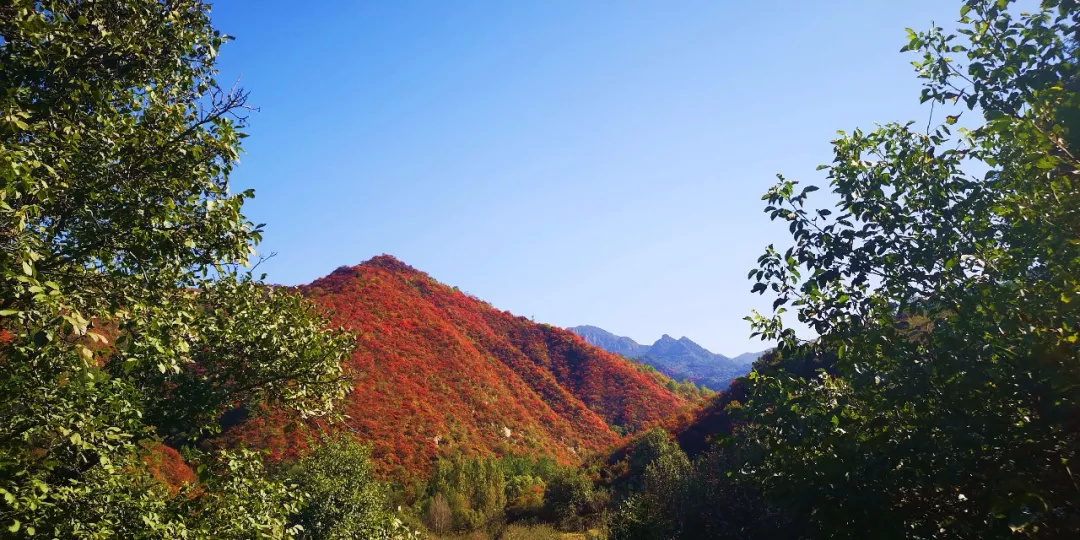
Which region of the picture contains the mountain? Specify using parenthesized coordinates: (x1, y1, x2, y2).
(568, 326, 765, 390)
(225, 256, 690, 479)
(730, 351, 763, 365)
(568, 325, 651, 358)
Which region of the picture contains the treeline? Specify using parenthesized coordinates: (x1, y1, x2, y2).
(398, 454, 603, 537)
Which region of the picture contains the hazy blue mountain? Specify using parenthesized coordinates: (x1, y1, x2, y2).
(646, 334, 725, 366)
(569, 325, 650, 358)
(568, 326, 762, 390)
(731, 350, 768, 365)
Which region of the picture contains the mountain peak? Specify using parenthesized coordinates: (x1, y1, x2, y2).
(361, 254, 419, 274)
(570, 324, 614, 336)
(569, 325, 648, 358)
(325, 255, 419, 279)
(569, 326, 763, 391)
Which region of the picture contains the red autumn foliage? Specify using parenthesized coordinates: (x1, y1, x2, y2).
(140, 440, 197, 496)
(225, 255, 688, 479)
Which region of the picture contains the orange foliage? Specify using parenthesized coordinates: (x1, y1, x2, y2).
(226, 255, 687, 479)
(140, 441, 197, 496)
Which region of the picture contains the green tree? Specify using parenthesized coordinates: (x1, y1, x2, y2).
(0, 0, 354, 535)
(608, 428, 692, 540)
(183, 448, 306, 539)
(285, 436, 404, 539)
(742, 0, 1080, 537)
(543, 466, 606, 531)
(622, 428, 682, 492)
(426, 455, 508, 530)
(505, 473, 546, 518)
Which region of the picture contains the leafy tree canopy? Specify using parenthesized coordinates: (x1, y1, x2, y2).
(0, 0, 355, 536)
(743, 0, 1080, 536)
(285, 436, 420, 539)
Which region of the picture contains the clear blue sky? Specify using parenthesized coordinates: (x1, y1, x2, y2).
(211, 0, 967, 356)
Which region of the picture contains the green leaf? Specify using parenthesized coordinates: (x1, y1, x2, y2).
(1035, 156, 1057, 169)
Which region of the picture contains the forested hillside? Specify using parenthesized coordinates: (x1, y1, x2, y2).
(226, 256, 690, 478)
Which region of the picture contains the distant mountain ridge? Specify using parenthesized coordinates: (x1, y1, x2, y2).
(569, 325, 651, 358)
(568, 325, 765, 390)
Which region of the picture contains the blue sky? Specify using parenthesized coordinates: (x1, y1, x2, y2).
(211, 0, 967, 356)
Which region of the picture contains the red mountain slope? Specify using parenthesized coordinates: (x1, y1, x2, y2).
(229, 256, 687, 478)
